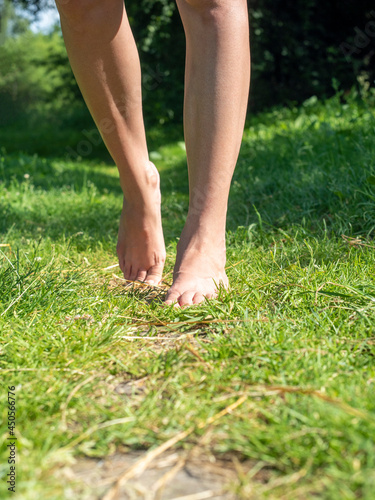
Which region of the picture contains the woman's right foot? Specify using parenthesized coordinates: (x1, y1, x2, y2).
(116, 162, 166, 285)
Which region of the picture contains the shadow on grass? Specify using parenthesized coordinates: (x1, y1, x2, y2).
(1, 115, 375, 252)
(227, 118, 375, 237)
(0, 119, 184, 160)
(159, 117, 375, 240)
(0, 153, 122, 195)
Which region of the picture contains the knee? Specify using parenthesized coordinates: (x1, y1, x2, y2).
(55, 0, 102, 19)
(55, 0, 120, 31)
(182, 0, 247, 22)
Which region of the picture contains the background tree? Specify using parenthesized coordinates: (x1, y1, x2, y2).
(3, 0, 375, 129)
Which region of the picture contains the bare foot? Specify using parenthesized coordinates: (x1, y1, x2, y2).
(116, 162, 166, 285)
(164, 220, 228, 307)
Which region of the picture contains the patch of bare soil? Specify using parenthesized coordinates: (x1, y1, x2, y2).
(65, 450, 257, 499)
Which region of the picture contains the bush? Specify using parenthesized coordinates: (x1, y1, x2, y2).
(0, 28, 84, 126)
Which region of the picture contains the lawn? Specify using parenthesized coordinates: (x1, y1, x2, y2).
(1, 92, 375, 499)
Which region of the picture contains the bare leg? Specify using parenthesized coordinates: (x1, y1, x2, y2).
(165, 0, 250, 306)
(55, 0, 166, 284)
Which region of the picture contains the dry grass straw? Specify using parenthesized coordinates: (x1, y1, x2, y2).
(102, 396, 247, 500)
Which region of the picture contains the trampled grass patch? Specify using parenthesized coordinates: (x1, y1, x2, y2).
(0, 94, 375, 499)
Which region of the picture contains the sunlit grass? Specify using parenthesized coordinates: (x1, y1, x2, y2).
(1, 93, 375, 499)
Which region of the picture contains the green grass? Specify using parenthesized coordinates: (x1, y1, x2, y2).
(1, 92, 375, 499)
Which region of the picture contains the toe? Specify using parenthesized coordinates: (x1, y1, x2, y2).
(118, 257, 125, 275)
(192, 292, 205, 304)
(135, 270, 147, 282)
(203, 292, 216, 302)
(145, 263, 164, 286)
(128, 266, 138, 281)
(123, 264, 132, 280)
(179, 290, 196, 307)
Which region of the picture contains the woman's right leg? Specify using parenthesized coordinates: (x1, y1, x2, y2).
(55, 0, 166, 284)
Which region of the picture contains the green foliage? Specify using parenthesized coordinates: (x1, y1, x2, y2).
(126, 0, 185, 125)
(248, 0, 375, 110)
(0, 28, 84, 127)
(0, 0, 27, 43)
(11, 0, 50, 15)
(6, 0, 375, 127)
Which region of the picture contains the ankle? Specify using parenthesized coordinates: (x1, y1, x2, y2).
(176, 235, 227, 271)
(185, 210, 227, 237)
(179, 219, 227, 257)
(121, 161, 161, 207)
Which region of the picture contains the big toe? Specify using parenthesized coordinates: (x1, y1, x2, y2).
(192, 292, 206, 304)
(144, 263, 164, 286)
(135, 270, 147, 282)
